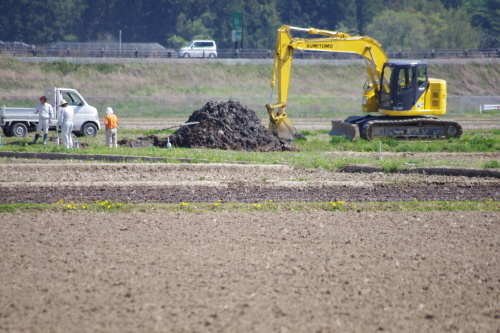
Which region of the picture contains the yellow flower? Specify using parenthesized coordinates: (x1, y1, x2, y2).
(331, 202, 337, 207)
(213, 203, 219, 206)
(181, 202, 189, 206)
(66, 205, 72, 209)
(107, 205, 112, 208)
(337, 201, 345, 205)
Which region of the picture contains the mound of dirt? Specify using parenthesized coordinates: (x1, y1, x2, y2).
(118, 101, 299, 151)
(169, 101, 298, 151)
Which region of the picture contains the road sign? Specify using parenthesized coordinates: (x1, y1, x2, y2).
(231, 12, 242, 43)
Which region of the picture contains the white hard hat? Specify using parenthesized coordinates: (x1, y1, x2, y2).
(106, 107, 114, 114)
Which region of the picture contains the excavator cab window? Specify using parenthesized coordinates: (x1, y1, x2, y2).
(417, 65, 428, 90)
(380, 64, 394, 109)
(380, 62, 425, 111)
(397, 67, 414, 93)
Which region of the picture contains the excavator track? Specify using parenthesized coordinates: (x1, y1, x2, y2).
(360, 117, 463, 140)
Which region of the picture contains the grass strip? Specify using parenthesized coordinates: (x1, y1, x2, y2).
(0, 200, 497, 214)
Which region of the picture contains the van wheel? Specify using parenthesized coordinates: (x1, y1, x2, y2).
(11, 123, 28, 137)
(81, 123, 98, 137)
(209, 53, 216, 59)
(183, 53, 190, 58)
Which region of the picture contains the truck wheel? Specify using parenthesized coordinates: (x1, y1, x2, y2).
(1, 126, 12, 137)
(183, 53, 190, 58)
(81, 123, 98, 137)
(11, 123, 28, 137)
(209, 53, 216, 58)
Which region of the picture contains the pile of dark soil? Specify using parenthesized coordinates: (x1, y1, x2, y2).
(119, 101, 298, 152)
(170, 101, 298, 151)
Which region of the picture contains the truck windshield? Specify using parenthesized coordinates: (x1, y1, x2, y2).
(63, 92, 82, 106)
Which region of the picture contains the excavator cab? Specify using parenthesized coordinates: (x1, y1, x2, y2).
(379, 61, 429, 114)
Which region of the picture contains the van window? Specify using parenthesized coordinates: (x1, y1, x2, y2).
(194, 42, 214, 48)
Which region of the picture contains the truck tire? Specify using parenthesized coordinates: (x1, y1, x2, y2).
(10, 123, 28, 137)
(208, 53, 216, 58)
(81, 123, 98, 137)
(1, 126, 12, 137)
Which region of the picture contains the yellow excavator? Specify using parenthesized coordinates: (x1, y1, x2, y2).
(265, 25, 462, 141)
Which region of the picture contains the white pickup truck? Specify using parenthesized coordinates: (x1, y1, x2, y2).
(1, 87, 100, 137)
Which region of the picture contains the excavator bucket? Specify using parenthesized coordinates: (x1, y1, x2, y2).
(266, 103, 299, 140)
(329, 120, 360, 141)
(269, 115, 299, 140)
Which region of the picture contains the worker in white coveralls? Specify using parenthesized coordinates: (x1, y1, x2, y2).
(33, 96, 54, 144)
(58, 99, 74, 148)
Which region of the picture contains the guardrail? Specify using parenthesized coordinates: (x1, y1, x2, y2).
(1, 46, 499, 60)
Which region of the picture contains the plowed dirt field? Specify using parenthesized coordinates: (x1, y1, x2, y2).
(0, 159, 499, 332)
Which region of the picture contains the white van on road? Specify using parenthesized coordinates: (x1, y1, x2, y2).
(178, 40, 217, 58)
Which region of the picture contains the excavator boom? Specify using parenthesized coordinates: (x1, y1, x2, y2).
(266, 25, 388, 139)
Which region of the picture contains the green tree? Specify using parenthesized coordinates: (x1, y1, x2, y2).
(364, 10, 428, 50)
(464, 0, 500, 47)
(0, 0, 85, 44)
(437, 9, 479, 49)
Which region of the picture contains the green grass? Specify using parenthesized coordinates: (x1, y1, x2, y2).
(0, 128, 498, 170)
(0, 199, 497, 214)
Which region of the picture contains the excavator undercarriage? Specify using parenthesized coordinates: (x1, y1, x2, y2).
(330, 115, 463, 141)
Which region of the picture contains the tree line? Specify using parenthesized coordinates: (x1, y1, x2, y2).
(0, 0, 498, 50)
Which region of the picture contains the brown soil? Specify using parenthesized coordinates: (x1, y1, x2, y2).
(1, 211, 498, 332)
(0, 160, 498, 332)
(0, 163, 498, 204)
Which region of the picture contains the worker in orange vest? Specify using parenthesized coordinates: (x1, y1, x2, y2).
(104, 107, 119, 148)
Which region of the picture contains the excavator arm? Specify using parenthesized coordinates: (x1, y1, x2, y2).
(266, 25, 389, 139)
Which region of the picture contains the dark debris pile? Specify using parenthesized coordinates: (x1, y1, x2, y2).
(118, 101, 298, 152)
